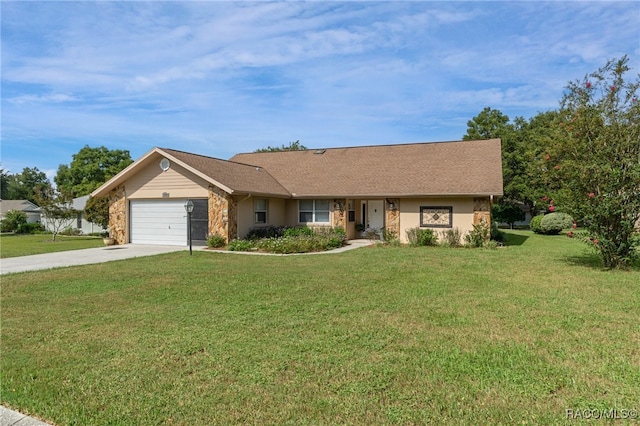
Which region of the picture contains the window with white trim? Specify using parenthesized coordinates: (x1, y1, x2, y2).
(299, 199, 330, 223)
(254, 199, 268, 224)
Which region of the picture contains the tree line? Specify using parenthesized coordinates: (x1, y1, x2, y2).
(465, 56, 638, 268)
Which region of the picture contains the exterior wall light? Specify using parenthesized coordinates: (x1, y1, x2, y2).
(184, 200, 194, 255)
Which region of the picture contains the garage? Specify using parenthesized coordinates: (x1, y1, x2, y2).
(130, 200, 189, 246)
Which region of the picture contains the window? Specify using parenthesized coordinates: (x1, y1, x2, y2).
(348, 200, 355, 222)
(254, 199, 268, 224)
(299, 199, 330, 223)
(77, 213, 82, 229)
(420, 206, 453, 228)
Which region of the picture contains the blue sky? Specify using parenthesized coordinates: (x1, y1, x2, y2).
(2, 1, 639, 183)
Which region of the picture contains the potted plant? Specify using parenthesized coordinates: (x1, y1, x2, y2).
(102, 231, 115, 246)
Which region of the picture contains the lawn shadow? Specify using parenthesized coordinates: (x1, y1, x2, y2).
(503, 232, 529, 246)
(562, 253, 603, 269)
(562, 251, 640, 270)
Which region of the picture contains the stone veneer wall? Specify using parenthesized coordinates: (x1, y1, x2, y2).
(108, 185, 127, 245)
(208, 185, 237, 243)
(473, 197, 491, 227)
(385, 198, 400, 238)
(331, 198, 347, 230)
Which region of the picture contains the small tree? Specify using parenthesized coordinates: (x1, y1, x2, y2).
(552, 56, 640, 268)
(491, 202, 525, 229)
(84, 196, 110, 233)
(35, 186, 77, 241)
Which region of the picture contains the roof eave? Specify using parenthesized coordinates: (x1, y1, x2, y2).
(91, 147, 235, 198)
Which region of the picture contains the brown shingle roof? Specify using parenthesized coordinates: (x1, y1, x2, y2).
(230, 139, 503, 197)
(161, 148, 290, 197)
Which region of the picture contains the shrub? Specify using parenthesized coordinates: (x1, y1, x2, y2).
(59, 227, 82, 236)
(207, 233, 226, 248)
(540, 212, 574, 235)
(16, 222, 45, 234)
(227, 239, 255, 251)
(406, 227, 437, 247)
(1, 210, 28, 232)
(246, 226, 285, 240)
(530, 215, 544, 234)
(253, 227, 347, 254)
(283, 226, 315, 237)
(465, 220, 490, 248)
(382, 228, 399, 246)
(490, 221, 506, 242)
(439, 228, 463, 247)
(364, 227, 382, 240)
(317, 227, 347, 248)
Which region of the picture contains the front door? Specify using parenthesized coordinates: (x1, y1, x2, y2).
(367, 200, 384, 230)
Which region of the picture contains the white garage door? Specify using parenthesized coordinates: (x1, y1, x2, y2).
(130, 200, 188, 246)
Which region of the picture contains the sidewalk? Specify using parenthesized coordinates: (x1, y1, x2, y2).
(0, 406, 52, 426)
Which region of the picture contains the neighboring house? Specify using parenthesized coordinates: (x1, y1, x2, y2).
(0, 200, 41, 223)
(91, 139, 504, 246)
(41, 195, 107, 235)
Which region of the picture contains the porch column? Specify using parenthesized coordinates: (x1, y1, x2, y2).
(331, 198, 347, 231)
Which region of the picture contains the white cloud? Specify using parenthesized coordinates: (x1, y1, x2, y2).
(1, 1, 638, 175)
(8, 93, 79, 105)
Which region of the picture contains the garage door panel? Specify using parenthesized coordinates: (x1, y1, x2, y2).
(130, 200, 188, 246)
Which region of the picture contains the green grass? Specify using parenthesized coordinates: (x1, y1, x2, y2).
(0, 234, 104, 258)
(2, 231, 639, 425)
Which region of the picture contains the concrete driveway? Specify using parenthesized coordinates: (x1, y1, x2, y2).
(0, 240, 374, 275)
(0, 244, 195, 275)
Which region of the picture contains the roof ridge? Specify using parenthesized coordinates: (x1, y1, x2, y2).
(233, 138, 499, 156)
(160, 147, 267, 169)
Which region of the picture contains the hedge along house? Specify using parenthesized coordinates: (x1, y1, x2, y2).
(91, 139, 503, 246)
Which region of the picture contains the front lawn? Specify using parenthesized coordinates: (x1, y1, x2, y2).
(1, 231, 638, 424)
(0, 233, 104, 258)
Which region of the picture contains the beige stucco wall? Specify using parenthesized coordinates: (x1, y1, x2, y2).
(126, 158, 209, 199)
(398, 198, 475, 244)
(236, 196, 287, 239)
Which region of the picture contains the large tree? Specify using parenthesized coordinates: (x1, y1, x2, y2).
(463, 108, 531, 206)
(463, 108, 565, 213)
(462, 107, 510, 141)
(5, 167, 52, 204)
(550, 56, 639, 268)
(0, 168, 10, 200)
(55, 145, 133, 197)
